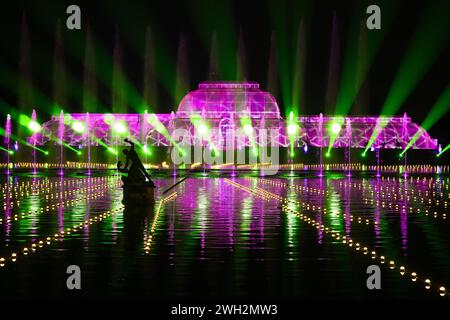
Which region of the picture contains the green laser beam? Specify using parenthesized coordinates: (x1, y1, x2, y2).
(147, 113, 183, 152)
(287, 111, 299, 157)
(0, 120, 46, 154)
(363, 117, 392, 154)
(326, 117, 345, 154)
(188, 0, 237, 80)
(239, 114, 258, 156)
(190, 113, 219, 154)
(381, 2, 450, 117)
(0, 146, 13, 154)
(437, 144, 450, 158)
(365, 1, 450, 152)
(26, 144, 48, 154)
(335, 1, 397, 117)
(400, 83, 450, 155)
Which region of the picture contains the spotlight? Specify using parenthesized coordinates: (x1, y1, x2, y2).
(243, 124, 253, 135)
(143, 145, 152, 155)
(28, 121, 41, 133)
(198, 124, 209, 136)
(330, 122, 341, 135)
(113, 122, 127, 134)
(287, 123, 298, 135)
(72, 121, 85, 133)
(103, 114, 115, 124)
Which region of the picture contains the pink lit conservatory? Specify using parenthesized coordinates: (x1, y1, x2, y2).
(29, 81, 438, 150)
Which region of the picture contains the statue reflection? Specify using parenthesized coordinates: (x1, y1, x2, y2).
(122, 201, 155, 251)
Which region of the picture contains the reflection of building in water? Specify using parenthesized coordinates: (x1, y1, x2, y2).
(31, 81, 437, 150)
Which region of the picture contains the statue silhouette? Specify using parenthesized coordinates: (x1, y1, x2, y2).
(118, 138, 154, 187)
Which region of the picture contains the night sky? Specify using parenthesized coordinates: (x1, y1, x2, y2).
(0, 0, 449, 145)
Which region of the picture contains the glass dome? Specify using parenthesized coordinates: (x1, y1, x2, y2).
(176, 81, 281, 119)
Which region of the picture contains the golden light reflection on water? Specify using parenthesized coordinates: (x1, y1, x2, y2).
(0, 173, 449, 299)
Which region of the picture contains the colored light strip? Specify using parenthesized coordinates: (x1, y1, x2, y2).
(0, 178, 120, 225)
(224, 178, 448, 298)
(258, 178, 377, 227)
(144, 192, 178, 255)
(0, 206, 125, 268)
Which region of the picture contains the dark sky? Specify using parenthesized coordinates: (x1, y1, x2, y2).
(0, 0, 449, 146)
